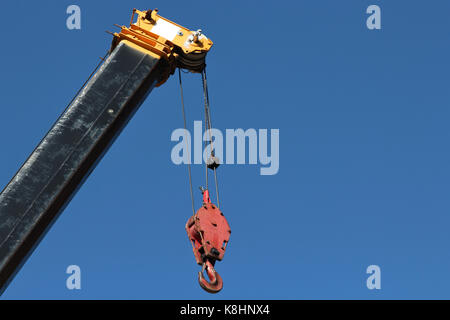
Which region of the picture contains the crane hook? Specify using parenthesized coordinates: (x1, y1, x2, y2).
(198, 259, 223, 293)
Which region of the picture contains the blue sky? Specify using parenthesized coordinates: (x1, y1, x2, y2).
(0, 0, 449, 299)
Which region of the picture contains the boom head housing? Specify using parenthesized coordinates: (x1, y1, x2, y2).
(110, 8, 213, 86)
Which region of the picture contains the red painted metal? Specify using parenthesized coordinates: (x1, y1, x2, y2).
(185, 189, 231, 293)
(202, 189, 211, 204)
(198, 259, 223, 293)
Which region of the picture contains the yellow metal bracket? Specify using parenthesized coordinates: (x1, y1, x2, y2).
(110, 8, 213, 86)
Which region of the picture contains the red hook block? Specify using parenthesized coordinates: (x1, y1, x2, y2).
(185, 190, 231, 293)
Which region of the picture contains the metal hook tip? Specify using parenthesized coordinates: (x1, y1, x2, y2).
(197, 261, 223, 293)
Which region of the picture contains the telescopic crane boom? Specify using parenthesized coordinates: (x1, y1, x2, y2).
(0, 8, 229, 295)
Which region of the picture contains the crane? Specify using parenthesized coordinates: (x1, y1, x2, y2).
(0, 8, 230, 295)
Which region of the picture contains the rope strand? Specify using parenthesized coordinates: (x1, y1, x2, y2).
(202, 72, 210, 191)
(178, 69, 196, 216)
(202, 68, 221, 209)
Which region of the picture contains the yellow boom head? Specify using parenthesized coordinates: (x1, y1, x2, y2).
(110, 8, 214, 86)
